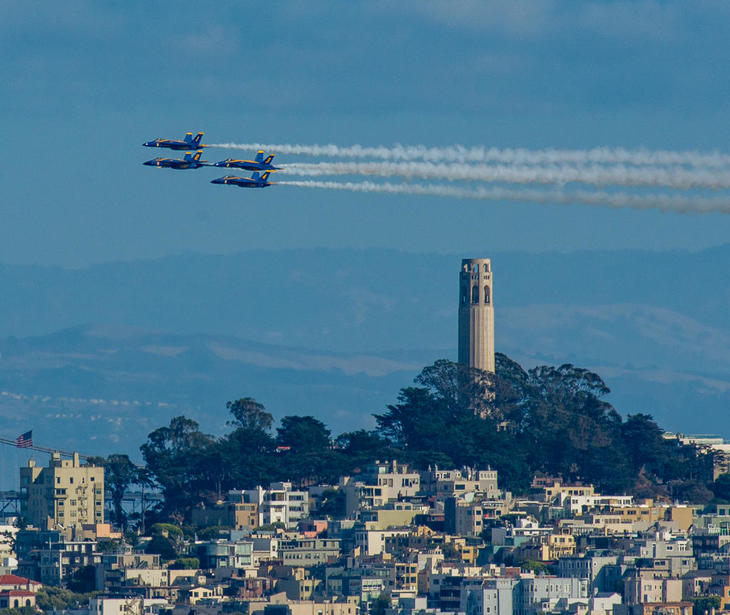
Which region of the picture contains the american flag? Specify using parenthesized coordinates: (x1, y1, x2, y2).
(16, 431, 32, 448)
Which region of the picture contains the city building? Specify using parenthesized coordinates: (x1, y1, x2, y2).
(20, 453, 104, 530)
(233, 483, 309, 529)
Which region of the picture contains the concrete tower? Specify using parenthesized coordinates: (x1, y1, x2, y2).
(458, 258, 495, 373)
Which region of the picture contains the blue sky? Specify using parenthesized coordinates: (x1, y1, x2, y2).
(2, 1, 730, 266)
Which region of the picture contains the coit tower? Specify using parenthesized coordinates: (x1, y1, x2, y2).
(458, 258, 495, 373)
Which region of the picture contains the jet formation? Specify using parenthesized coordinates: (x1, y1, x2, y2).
(141, 131, 278, 189)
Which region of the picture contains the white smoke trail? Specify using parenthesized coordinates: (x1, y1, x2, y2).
(277, 180, 730, 214)
(210, 142, 730, 168)
(284, 161, 730, 190)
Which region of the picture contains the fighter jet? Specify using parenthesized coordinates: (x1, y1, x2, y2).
(213, 151, 281, 172)
(142, 132, 207, 151)
(210, 171, 274, 188)
(143, 151, 208, 169)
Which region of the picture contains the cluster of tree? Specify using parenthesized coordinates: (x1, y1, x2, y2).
(374, 355, 713, 499)
(102, 354, 719, 522)
(136, 398, 396, 518)
(0, 608, 37, 615)
(35, 587, 98, 611)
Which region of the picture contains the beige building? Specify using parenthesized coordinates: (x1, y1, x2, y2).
(20, 453, 104, 529)
(191, 501, 259, 530)
(458, 258, 495, 373)
(344, 461, 421, 517)
(360, 502, 426, 530)
(280, 538, 341, 566)
(248, 593, 359, 615)
(534, 478, 595, 502)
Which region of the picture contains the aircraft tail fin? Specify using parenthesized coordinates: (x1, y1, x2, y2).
(251, 172, 261, 181)
(193, 150, 202, 161)
(255, 150, 265, 163)
(183, 152, 193, 162)
(192, 132, 204, 147)
(263, 154, 275, 165)
(184, 132, 194, 143)
(261, 171, 271, 182)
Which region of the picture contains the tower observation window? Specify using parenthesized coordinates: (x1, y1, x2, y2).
(484, 286, 491, 304)
(472, 286, 479, 303)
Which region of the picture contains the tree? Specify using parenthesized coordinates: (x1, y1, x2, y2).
(316, 488, 346, 518)
(713, 473, 730, 502)
(104, 454, 141, 529)
(67, 565, 96, 593)
(140, 416, 215, 515)
(370, 593, 391, 615)
(36, 587, 95, 611)
(170, 557, 200, 569)
(221, 398, 276, 489)
(523, 363, 628, 490)
(277, 416, 331, 453)
(335, 430, 398, 475)
(691, 596, 721, 615)
(145, 534, 177, 560)
(227, 397, 274, 431)
(276, 416, 335, 485)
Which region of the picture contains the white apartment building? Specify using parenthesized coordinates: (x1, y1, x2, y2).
(513, 577, 589, 615)
(232, 483, 309, 529)
(461, 578, 517, 615)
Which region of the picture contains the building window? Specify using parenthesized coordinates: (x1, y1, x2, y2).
(484, 286, 490, 304)
(472, 286, 479, 303)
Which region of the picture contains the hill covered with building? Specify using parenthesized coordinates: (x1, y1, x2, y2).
(11, 353, 730, 615)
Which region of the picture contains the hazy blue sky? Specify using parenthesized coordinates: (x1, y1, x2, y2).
(3, 1, 730, 266)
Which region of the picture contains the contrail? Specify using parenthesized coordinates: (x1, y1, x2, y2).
(210, 142, 730, 168)
(277, 180, 730, 214)
(283, 161, 730, 190)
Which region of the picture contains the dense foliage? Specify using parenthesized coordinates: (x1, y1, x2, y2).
(35, 587, 97, 611)
(375, 355, 712, 496)
(132, 355, 716, 520)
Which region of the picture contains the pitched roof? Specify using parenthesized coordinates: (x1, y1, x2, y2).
(0, 575, 39, 585)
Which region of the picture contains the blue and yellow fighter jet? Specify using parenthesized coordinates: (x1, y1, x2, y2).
(210, 171, 274, 188)
(213, 151, 281, 172)
(143, 132, 207, 151)
(143, 151, 208, 169)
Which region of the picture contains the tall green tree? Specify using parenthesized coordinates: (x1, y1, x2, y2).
(140, 416, 215, 515)
(104, 454, 142, 529)
(276, 416, 336, 485)
(227, 397, 274, 431)
(220, 398, 276, 489)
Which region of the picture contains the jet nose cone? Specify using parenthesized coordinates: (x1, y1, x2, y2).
(143, 160, 155, 166)
(211, 178, 224, 184)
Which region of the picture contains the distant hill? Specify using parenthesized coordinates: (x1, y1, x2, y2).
(0, 246, 728, 468)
